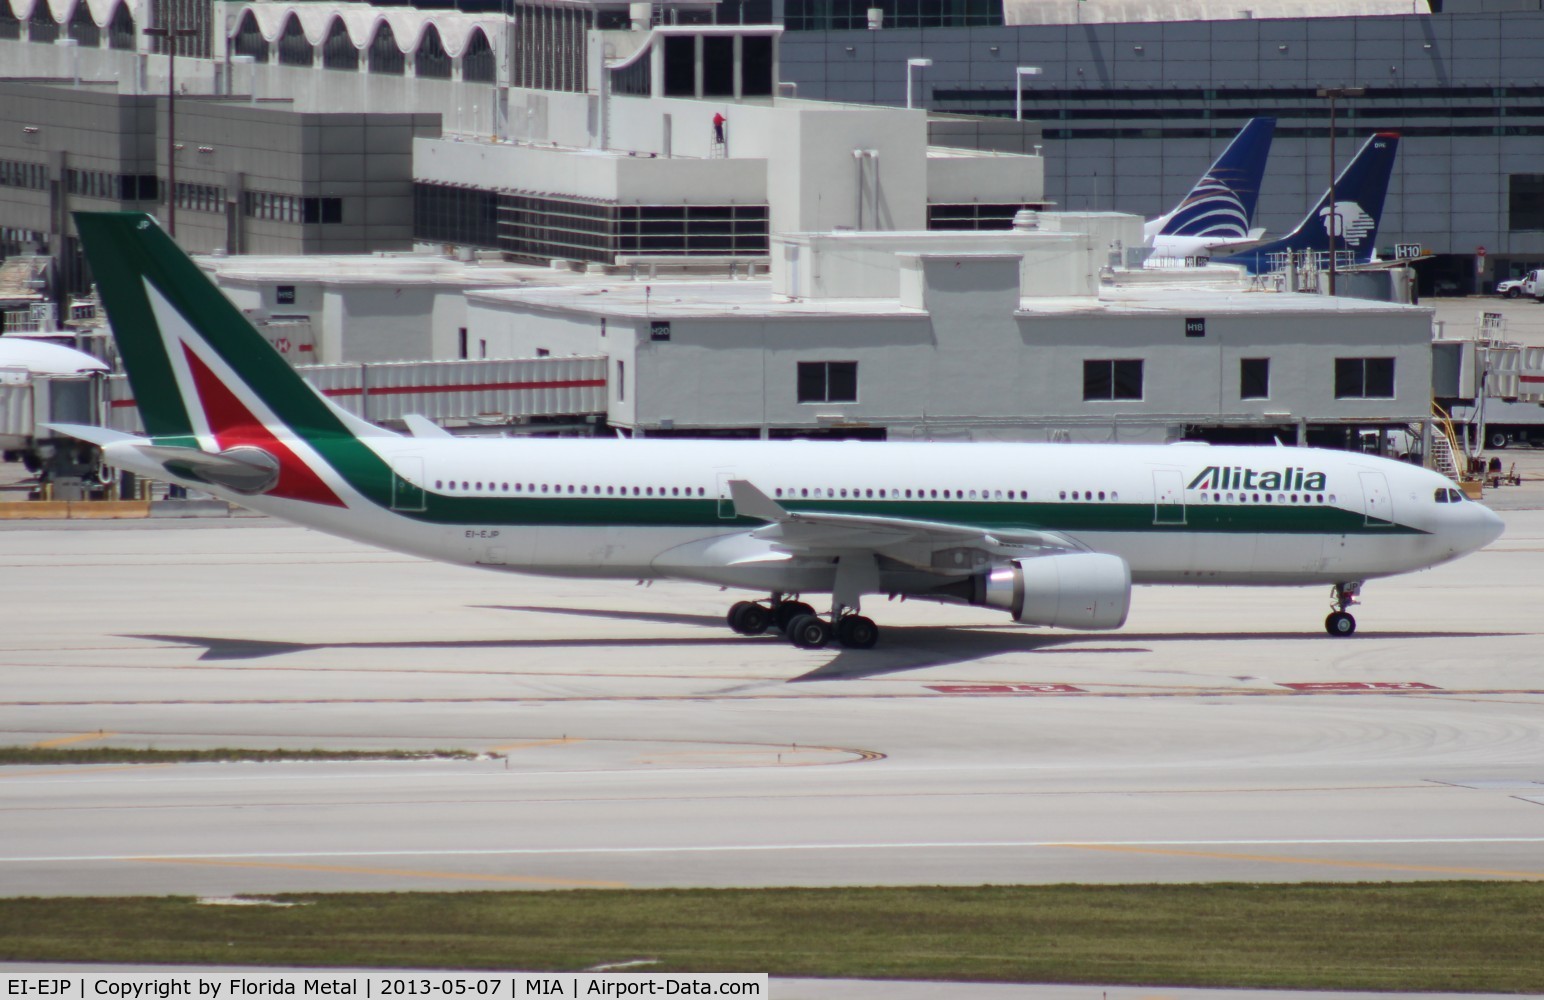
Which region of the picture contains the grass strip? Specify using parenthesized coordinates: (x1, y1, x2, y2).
(2, 884, 1541, 991)
(0, 747, 477, 765)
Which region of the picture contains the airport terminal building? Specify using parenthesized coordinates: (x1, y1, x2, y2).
(772, 0, 1544, 295)
(3, 0, 1542, 295)
(0, 0, 1452, 452)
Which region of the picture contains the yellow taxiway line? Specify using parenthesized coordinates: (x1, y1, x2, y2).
(31, 731, 116, 748)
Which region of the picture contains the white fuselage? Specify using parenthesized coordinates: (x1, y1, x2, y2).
(107, 437, 1502, 596)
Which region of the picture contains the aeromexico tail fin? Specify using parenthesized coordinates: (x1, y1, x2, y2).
(1152, 117, 1276, 240)
(74, 212, 396, 509)
(1217, 132, 1399, 273)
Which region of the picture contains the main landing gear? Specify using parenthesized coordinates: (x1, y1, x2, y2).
(1325, 581, 1362, 636)
(726, 594, 878, 649)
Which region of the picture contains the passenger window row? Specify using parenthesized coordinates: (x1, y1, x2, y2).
(772, 487, 1029, 501)
(1197, 492, 1335, 505)
(434, 480, 709, 498)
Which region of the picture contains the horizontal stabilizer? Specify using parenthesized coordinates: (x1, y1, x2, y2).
(40, 423, 139, 448)
(134, 444, 280, 495)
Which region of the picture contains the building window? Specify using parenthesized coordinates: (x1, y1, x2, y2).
(798, 361, 858, 403)
(277, 14, 313, 67)
(462, 29, 494, 83)
(928, 204, 1036, 231)
(415, 26, 451, 80)
(369, 23, 404, 75)
(1509, 175, 1544, 231)
(0, 159, 48, 191)
(663, 35, 695, 97)
(232, 9, 267, 61)
(616, 359, 625, 402)
(28, 5, 58, 43)
(68, 4, 99, 46)
(1083, 359, 1144, 401)
(783, 0, 1002, 29)
(321, 19, 357, 70)
(1335, 357, 1396, 399)
(173, 181, 228, 213)
(106, 2, 134, 49)
(1240, 358, 1270, 400)
(414, 183, 499, 250)
(303, 197, 343, 224)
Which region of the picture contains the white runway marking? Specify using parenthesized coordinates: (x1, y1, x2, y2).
(5, 836, 1544, 864)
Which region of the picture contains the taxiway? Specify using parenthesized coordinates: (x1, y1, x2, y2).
(2, 510, 1541, 896)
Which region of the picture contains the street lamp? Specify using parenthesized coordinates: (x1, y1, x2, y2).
(1316, 86, 1365, 296)
(905, 57, 932, 110)
(1014, 66, 1041, 122)
(145, 21, 199, 238)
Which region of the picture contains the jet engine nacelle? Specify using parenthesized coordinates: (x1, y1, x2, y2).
(976, 553, 1131, 630)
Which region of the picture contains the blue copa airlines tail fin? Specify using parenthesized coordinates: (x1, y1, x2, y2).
(1217, 132, 1400, 274)
(1145, 118, 1276, 243)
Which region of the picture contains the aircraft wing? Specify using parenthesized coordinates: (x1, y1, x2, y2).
(727, 479, 1079, 563)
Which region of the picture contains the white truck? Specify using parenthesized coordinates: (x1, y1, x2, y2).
(1452, 399, 1544, 449)
(1495, 269, 1542, 300)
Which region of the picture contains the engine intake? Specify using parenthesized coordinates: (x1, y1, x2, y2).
(976, 553, 1131, 630)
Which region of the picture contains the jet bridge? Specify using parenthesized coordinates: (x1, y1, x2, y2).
(105, 355, 609, 434)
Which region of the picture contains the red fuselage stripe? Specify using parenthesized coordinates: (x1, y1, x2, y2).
(111, 378, 607, 407)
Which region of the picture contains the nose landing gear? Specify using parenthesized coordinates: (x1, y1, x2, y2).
(1325, 581, 1362, 636)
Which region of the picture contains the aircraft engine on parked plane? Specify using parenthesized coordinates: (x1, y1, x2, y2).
(974, 553, 1131, 630)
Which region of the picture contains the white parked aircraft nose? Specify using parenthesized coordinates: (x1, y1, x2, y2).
(1465, 502, 1505, 553)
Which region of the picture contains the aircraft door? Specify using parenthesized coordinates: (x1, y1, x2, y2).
(716, 471, 737, 519)
(391, 456, 427, 512)
(1359, 471, 1394, 527)
(1152, 470, 1186, 525)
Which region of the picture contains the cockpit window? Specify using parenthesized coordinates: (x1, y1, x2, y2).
(1434, 488, 1449, 504)
(1434, 487, 1465, 504)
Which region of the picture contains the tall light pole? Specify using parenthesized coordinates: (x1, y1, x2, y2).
(1316, 86, 1365, 296)
(145, 21, 198, 238)
(1014, 65, 1041, 122)
(905, 57, 932, 110)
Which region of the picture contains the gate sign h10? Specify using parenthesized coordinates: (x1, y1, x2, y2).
(1393, 243, 1422, 260)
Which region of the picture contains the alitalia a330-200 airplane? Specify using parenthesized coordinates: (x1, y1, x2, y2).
(55, 213, 1502, 649)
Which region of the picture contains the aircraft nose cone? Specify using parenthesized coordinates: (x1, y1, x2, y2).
(1472, 502, 1505, 551)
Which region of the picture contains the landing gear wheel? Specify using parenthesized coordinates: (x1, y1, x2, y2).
(835, 614, 879, 649)
(1325, 611, 1357, 637)
(786, 614, 832, 649)
(773, 601, 816, 632)
(728, 601, 771, 635)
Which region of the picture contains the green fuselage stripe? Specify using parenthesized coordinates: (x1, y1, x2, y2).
(390, 494, 1422, 535)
